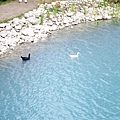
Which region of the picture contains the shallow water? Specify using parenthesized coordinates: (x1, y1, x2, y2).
(0, 19, 120, 120)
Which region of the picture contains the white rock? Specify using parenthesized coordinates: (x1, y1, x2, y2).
(49, 25, 58, 31)
(0, 46, 8, 53)
(63, 17, 69, 24)
(11, 18, 20, 25)
(10, 29, 18, 37)
(90, 18, 95, 21)
(18, 39, 25, 44)
(35, 12, 40, 18)
(106, 15, 112, 19)
(72, 21, 79, 25)
(95, 15, 103, 20)
(15, 25, 22, 30)
(24, 13, 29, 18)
(34, 24, 42, 30)
(51, 17, 57, 22)
(6, 25, 12, 31)
(51, 2, 56, 6)
(21, 28, 34, 37)
(64, 23, 71, 27)
(60, 1, 67, 5)
(66, 12, 74, 17)
(41, 34, 48, 38)
(104, 14, 112, 19)
(43, 25, 50, 32)
(0, 31, 8, 38)
(56, 21, 60, 26)
(34, 36, 40, 42)
(27, 11, 34, 17)
(5, 38, 16, 47)
(27, 17, 38, 25)
(47, 20, 53, 26)
(96, 0, 103, 2)
(93, 3, 98, 8)
(0, 23, 7, 28)
(59, 25, 65, 29)
(50, 14, 54, 19)
(34, 30, 39, 34)
(24, 36, 34, 42)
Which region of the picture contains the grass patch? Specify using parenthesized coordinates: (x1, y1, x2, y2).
(0, 13, 24, 24)
(47, 10, 50, 18)
(40, 14, 44, 24)
(53, 6, 58, 16)
(71, 3, 75, 12)
(0, 0, 14, 5)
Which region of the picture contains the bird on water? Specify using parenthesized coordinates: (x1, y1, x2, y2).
(21, 54, 30, 61)
(69, 52, 80, 58)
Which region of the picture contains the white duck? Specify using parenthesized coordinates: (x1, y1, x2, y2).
(69, 52, 80, 58)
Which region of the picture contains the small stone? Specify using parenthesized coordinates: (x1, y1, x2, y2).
(47, 20, 53, 26)
(0, 23, 7, 28)
(21, 28, 34, 37)
(93, 3, 98, 8)
(95, 15, 103, 20)
(27, 17, 38, 25)
(0, 31, 8, 38)
(6, 25, 12, 31)
(15, 25, 22, 30)
(63, 18, 69, 24)
(66, 12, 74, 17)
(24, 13, 29, 18)
(49, 25, 58, 31)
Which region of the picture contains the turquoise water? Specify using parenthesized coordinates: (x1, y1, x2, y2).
(0, 19, 120, 120)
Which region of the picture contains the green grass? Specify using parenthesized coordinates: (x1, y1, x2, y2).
(71, 3, 75, 12)
(0, 0, 14, 5)
(47, 10, 50, 18)
(62, 6, 65, 14)
(40, 15, 44, 24)
(53, 6, 58, 16)
(95, 20, 99, 25)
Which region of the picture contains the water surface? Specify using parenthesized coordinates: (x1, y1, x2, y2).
(0, 19, 120, 120)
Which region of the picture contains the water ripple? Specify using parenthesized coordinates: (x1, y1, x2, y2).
(0, 19, 120, 120)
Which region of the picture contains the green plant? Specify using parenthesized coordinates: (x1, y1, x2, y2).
(95, 20, 99, 25)
(53, 6, 58, 16)
(103, 0, 107, 7)
(71, 3, 75, 12)
(83, 7, 87, 14)
(44, 6, 47, 10)
(0, 0, 13, 5)
(92, 10, 96, 15)
(49, 7, 53, 12)
(40, 15, 44, 24)
(62, 6, 65, 14)
(47, 10, 50, 18)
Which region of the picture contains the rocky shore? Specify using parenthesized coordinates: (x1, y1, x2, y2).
(0, 0, 119, 55)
